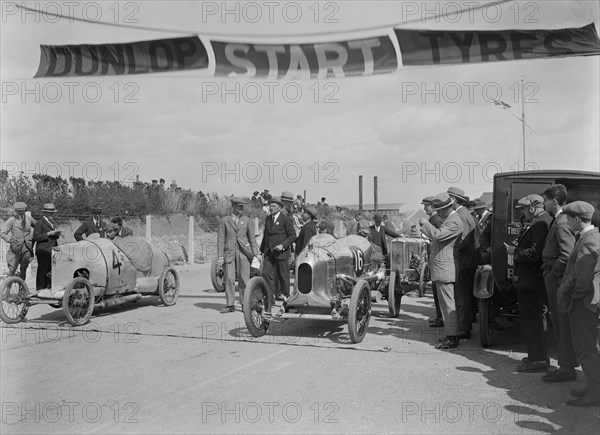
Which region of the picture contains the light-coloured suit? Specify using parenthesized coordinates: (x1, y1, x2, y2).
(217, 215, 259, 307)
(420, 211, 463, 336)
(1, 214, 36, 279)
(557, 226, 600, 392)
(541, 211, 577, 369)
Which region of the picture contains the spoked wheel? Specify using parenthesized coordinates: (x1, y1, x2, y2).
(159, 266, 180, 306)
(387, 271, 402, 318)
(0, 276, 29, 324)
(62, 277, 95, 326)
(348, 279, 372, 343)
(418, 263, 430, 297)
(479, 297, 498, 347)
(243, 277, 272, 338)
(210, 259, 225, 292)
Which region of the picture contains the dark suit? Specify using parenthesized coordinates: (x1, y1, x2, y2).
(74, 219, 108, 241)
(260, 212, 296, 300)
(557, 227, 600, 393)
(541, 211, 576, 370)
(513, 211, 552, 362)
(369, 225, 388, 256)
(218, 215, 259, 306)
(33, 216, 60, 290)
(478, 211, 492, 264)
(118, 226, 134, 237)
(295, 221, 317, 255)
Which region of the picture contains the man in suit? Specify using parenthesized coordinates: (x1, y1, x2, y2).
(217, 197, 259, 313)
(419, 193, 464, 349)
(383, 215, 396, 243)
(507, 194, 552, 372)
(33, 203, 61, 290)
(74, 205, 107, 241)
(111, 217, 134, 237)
(295, 205, 318, 255)
(421, 196, 444, 327)
(471, 198, 492, 264)
(447, 187, 480, 339)
(541, 184, 577, 383)
(369, 214, 402, 257)
(557, 201, 599, 407)
(260, 197, 296, 304)
(1, 202, 36, 280)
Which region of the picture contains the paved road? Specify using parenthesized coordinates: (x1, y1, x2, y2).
(1, 264, 598, 434)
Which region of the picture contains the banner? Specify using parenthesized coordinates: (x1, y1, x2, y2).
(35, 36, 209, 77)
(395, 24, 600, 65)
(34, 25, 600, 78)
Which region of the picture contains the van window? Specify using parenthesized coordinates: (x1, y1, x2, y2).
(511, 182, 552, 223)
(559, 179, 600, 207)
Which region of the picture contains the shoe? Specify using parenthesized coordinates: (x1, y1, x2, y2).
(516, 361, 549, 373)
(542, 369, 577, 383)
(220, 306, 235, 313)
(522, 356, 550, 364)
(428, 317, 442, 324)
(458, 332, 471, 339)
(429, 319, 444, 328)
(435, 337, 459, 349)
(571, 385, 593, 397)
(566, 391, 600, 407)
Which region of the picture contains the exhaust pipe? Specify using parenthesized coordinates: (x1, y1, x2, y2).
(94, 293, 142, 310)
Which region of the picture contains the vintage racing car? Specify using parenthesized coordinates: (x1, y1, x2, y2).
(0, 235, 180, 326)
(241, 234, 429, 343)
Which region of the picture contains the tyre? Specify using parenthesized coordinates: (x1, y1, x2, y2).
(479, 297, 498, 347)
(243, 277, 271, 338)
(0, 276, 29, 324)
(159, 266, 179, 306)
(348, 280, 371, 343)
(62, 277, 95, 326)
(387, 271, 402, 318)
(418, 262, 429, 297)
(210, 259, 225, 292)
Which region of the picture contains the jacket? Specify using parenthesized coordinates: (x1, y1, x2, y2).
(260, 212, 296, 260)
(74, 219, 108, 241)
(513, 212, 552, 290)
(541, 212, 575, 279)
(1, 214, 36, 254)
(420, 211, 463, 282)
(33, 216, 60, 254)
(217, 215, 259, 262)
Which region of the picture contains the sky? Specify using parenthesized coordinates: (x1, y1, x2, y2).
(1, 0, 599, 211)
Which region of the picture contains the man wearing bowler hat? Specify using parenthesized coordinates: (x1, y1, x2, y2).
(1, 202, 36, 280)
(295, 205, 318, 255)
(508, 194, 552, 372)
(557, 201, 600, 406)
(74, 205, 108, 241)
(419, 193, 464, 349)
(33, 203, 61, 290)
(217, 197, 259, 313)
(260, 196, 296, 304)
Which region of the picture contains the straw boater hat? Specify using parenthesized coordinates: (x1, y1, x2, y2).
(281, 191, 294, 202)
(268, 196, 284, 207)
(447, 187, 469, 204)
(42, 203, 57, 213)
(431, 193, 455, 210)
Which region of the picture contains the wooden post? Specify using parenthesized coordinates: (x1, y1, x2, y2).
(188, 215, 195, 264)
(303, 189, 306, 202)
(359, 175, 363, 212)
(374, 176, 378, 213)
(145, 215, 151, 242)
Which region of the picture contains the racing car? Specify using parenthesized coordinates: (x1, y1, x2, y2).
(0, 235, 180, 326)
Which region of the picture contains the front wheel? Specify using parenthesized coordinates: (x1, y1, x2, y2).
(0, 276, 29, 324)
(387, 271, 402, 318)
(418, 263, 430, 297)
(159, 266, 180, 306)
(62, 277, 94, 326)
(210, 259, 225, 292)
(243, 277, 272, 338)
(479, 297, 498, 347)
(348, 280, 371, 343)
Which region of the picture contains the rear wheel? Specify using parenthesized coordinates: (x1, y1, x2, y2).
(348, 280, 371, 343)
(62, 277, 94, 326)
(210, 259, 225, 292)
(159, 266, 179, 306)
(387, 271, 402, 318)
(479, 297, 498, 347)
(243, 277, 271, 338)
(0, 276, 29, 324)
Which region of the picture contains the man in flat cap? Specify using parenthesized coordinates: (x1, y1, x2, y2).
(1, 202, 36, 280)
(217, 197, 259, 313)
(260, 197, 297, 305)
(447, 187, 480, 339)
(33, 203, 61, 290)
(557, 201, 599, 407)
(295, 205, 318, 255)
(508, 194, 552, 372)
(74, 205, 108, 241)
(540, 184, 577, 383)
(421, 196, 444, 327)
(419, 193, 464, 349)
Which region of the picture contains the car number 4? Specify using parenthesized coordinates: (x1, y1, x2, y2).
(112, 251, 123, 274)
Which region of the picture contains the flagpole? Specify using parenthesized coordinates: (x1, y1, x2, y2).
(521, 78, 526, 169)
